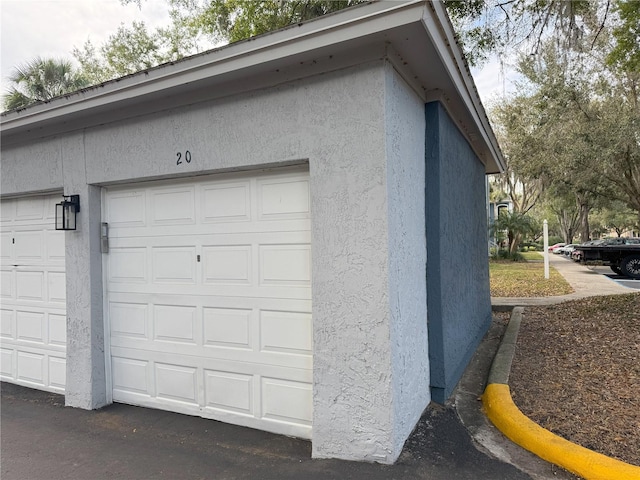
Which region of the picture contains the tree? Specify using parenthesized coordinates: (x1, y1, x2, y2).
(2, 57, 89, 111)
(607, 0, 640, 73)
(445, 0, 608, 66)
(592, 203, 639, 237)
(491, 27, 640, 241)
(491, 210, 535, 255)
(119, 0, 620, 66)
(73, 21, 202, 84)
(121, 0, 364, 44)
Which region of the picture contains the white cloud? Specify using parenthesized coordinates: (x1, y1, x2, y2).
(471, 56, 520, 107)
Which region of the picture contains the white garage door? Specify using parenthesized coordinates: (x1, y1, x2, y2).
(105, 169, 313, 438)
(0, 194, 67, 393)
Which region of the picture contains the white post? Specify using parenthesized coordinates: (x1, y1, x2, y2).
(543, 219, 550, 279)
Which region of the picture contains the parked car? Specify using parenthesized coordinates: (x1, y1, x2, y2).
(571, 240, 604, 261)
(558, 244, 578, 256)
(548, 242, 565, 253)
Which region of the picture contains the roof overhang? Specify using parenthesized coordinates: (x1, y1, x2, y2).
(0, 0, 505, 173)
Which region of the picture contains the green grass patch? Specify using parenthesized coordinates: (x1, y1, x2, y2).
(490, 259, 573, 297)
(520, 251, 543, 261)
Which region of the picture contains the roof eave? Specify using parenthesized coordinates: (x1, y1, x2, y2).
(0, 0, 504, 173)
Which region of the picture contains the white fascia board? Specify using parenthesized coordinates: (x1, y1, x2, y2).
(421, 2, 506, 173)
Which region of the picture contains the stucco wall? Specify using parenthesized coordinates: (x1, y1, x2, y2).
(1, 61, 431, 463)
(1, 137, 64, 196)
(60, 133, 107, 410)
(384, 65, 430, 450)
(425, 101, 492, 404)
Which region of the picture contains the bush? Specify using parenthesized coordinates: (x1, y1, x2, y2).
(520, 242, 542, 252)
(548, 236, 564, 246)
(490, 249, 525, 262)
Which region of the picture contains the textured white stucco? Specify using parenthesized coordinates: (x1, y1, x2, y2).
(1, 137, 64, 196)
(384, 65, 430, 452)
(60, 134, 107, 410)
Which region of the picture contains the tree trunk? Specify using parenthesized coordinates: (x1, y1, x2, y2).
(575, 194, 591, 242)
(579, 203, 591, 241)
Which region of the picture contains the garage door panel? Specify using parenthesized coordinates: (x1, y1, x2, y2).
(203, 307, 252, 349)
(201, 182, 251, 223)
(111, 346, 312, 382)
(0, 195, 67, 393)
(110, 338, 312, 370)
(112, 356, 151, 395)
(1, 233, 12, 260)
(261, 377, 312, 426)
(257, 177, 310, 220)
(48, 271, 66, 303)
(105, 191, 147, 227)
(150, 186, 196, 226)
(16, 310, 45, 344)
(1, 270, 14, 299)
(16, 271, 45, 302)
(110, 302, 148, 339)
(108, 292, 311, 314)
(1, 347, 15, 377)
(109, 248, 147, 283)
(153, 304, 198, 344)
(202, 245, 251, 284)
(107, 219, 310, 240)
(259, 244, 311, 286)
(1, 309, 14, 339)
(107, 284, 311, 301)
(14, 231, 44, 263)
(14, 196, 45, 222)
(259, 311, 312, 355)
(107, 169, 312, 438)
(49, 314, 67, 346)
(155, 363, 198, 404)
(152, 246, 197, 284)
(16, 350, 45, 384)
(204, 369, 254, 415)
(46, 231, 66, 262)
(48, 356, 66, 390)
(0, 200, 15, 223)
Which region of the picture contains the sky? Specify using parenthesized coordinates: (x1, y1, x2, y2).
(0, 0, 515, 106)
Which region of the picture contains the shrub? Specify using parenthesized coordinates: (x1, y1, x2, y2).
(548, 236, 564, 246)
(491, 249, 525, 262)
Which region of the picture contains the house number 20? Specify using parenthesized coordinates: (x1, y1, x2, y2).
(176, 151, 192, 165)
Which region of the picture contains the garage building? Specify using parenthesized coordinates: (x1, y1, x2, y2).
(1, 0, 504, 464)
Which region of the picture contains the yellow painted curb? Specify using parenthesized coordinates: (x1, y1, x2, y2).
(483, 383, 640, 480)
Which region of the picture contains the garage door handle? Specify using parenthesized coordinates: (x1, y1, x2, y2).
(101, 223, 109, 254)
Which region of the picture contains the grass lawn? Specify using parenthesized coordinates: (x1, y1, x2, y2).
(490, 255, 573, 297)
(520, 251, 543, 261)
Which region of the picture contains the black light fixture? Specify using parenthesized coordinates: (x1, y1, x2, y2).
(55, 195, 80, 231)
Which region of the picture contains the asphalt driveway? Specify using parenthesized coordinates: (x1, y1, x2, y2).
(1, 381, 529, 480)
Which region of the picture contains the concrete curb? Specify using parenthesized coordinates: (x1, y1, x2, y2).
(482, 308, 640, 480)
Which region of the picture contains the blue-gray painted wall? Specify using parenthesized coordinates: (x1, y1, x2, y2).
(425, 101, 492, 403)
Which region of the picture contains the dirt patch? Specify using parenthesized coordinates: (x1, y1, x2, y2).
(509, 293, 640, 468)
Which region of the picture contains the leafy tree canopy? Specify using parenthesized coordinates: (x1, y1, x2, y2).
(2, 57, 89, 110)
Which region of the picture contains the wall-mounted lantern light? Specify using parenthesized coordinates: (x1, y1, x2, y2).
(55, 195, 80, 231)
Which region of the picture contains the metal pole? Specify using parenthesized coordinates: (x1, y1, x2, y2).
(543, 219, 550, 279)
